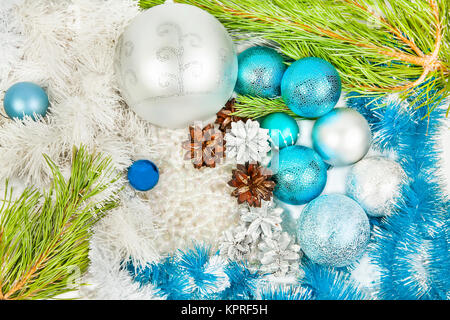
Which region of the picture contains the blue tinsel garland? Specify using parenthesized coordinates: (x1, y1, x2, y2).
(126, 90, 449, 300)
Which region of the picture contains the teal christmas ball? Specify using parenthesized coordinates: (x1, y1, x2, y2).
(260, 112, 299, 149)
(281, 57, 341, 118)
(235, 46, 286, 98)
(297, 194, 370, 267)
(3, 82, 49, 120)
(127, 160, 159, 191)
(272, 146, 327, 205)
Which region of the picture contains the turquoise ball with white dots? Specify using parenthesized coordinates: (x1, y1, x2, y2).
(235, 46, 286, 98)
(260, 112, 299, 149)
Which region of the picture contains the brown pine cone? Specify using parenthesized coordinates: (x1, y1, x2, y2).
(228, 162, 276, 207)
(182, 124, 226, 169)
(215, 98, 247, 132)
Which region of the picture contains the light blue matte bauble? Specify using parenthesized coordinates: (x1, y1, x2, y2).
(298, 194, 370, 267)
(272, 146, 327, 205)
(3, 82, 49, 120)
(260, 112, 300, 149)
(127, 160, 159, 191)
(235, 46, 286, 98)
(281, 57, 341, 118)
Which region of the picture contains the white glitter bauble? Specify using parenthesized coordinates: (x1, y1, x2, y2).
(115, 2, 238, 128)
(346, 156, 406, 217)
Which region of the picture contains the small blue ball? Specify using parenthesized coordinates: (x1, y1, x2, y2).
(235, 46, 286, 98)
(297, 194, 370, 267)
(272, 146, 327, 205)
(260, 112, 300, 149)
(281, 57, 341, 118)
(127, 160, 159, 191)
(3, 82, 49, 120)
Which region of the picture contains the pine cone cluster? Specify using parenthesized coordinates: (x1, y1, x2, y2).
(228, 163, 276, 207)
(182, 124, 225, 169)
(215, 98, 247, 132)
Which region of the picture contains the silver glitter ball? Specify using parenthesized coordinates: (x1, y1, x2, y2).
(312, 108, 372, 166)
(346, 156, 406, 217)
(115, 2, 238, 128)
(297, 194, 370, 267)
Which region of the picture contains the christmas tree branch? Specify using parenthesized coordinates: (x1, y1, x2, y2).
(0, 146, 121, 300)
(140, 0, 449, 118)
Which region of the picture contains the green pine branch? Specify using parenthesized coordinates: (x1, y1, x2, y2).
(140, 0, 449, 119)
(233, 95, 301, 119)
(0, 146, 121, 300)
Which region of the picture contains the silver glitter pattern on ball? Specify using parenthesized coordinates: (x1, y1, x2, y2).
(297, 194, 370, 267)
(114, 3, 238, 128)
(346, 156, 407, 217)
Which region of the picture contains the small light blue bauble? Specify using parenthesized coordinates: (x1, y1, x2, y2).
(281, 57, 341, 118)
(127, 160, 159, 191)
(298, 194, 370, 267)
(260, 112, 300, 149)
(235, 46, 286, 98)
(272, 146, 327, 205)
(3, 82, 49, 120)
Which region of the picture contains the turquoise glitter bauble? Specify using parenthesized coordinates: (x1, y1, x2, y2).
(281, 57, 341, 118)
(235, 46, 286, 98)
(272, 146, 327, 205)
(297, 194, 370, 267)
(3, 82, 49, 120)
(260, 112, 299, 149)
(127, 160, 159, 191)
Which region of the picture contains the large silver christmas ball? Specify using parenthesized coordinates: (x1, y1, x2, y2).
(297, 194, 370, 267)
(346, 156, 406, 217)
(312, 108, 372, 166)
(115, 2, 238, 128)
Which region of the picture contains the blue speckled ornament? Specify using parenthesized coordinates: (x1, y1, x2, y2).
(127, 160, 159, 191)
(3, 82, 49, 120)
(298, 194, 370, 267)
(235, 46, 286, 98)
(272, 146, 327, 205)
(260, 112, 299, 149)
(281, 57, 341, 118)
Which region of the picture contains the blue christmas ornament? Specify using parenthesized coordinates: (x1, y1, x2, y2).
(3, 82, 49, 120)
(235, 46, 286, 98)
(298, 194, 370, 267)
(127, 159, 159, 191)
(281, 57, 341, 118)
(260, 112, 299, 149)
(272, 146, 327, 205)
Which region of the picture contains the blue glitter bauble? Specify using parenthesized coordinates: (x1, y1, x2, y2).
(3, 82, 49, 120)
(297, 194, 370, 267)
(127, 160, 159, 191)
(281, 57, 341, 118)
(235, 46, 286, 98)
(260, 112, 300, 149)
(272, 146, 327, 205)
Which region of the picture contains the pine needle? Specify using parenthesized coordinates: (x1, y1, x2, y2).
(140, 0, 449, 119)
(0, 146, 121, 300)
